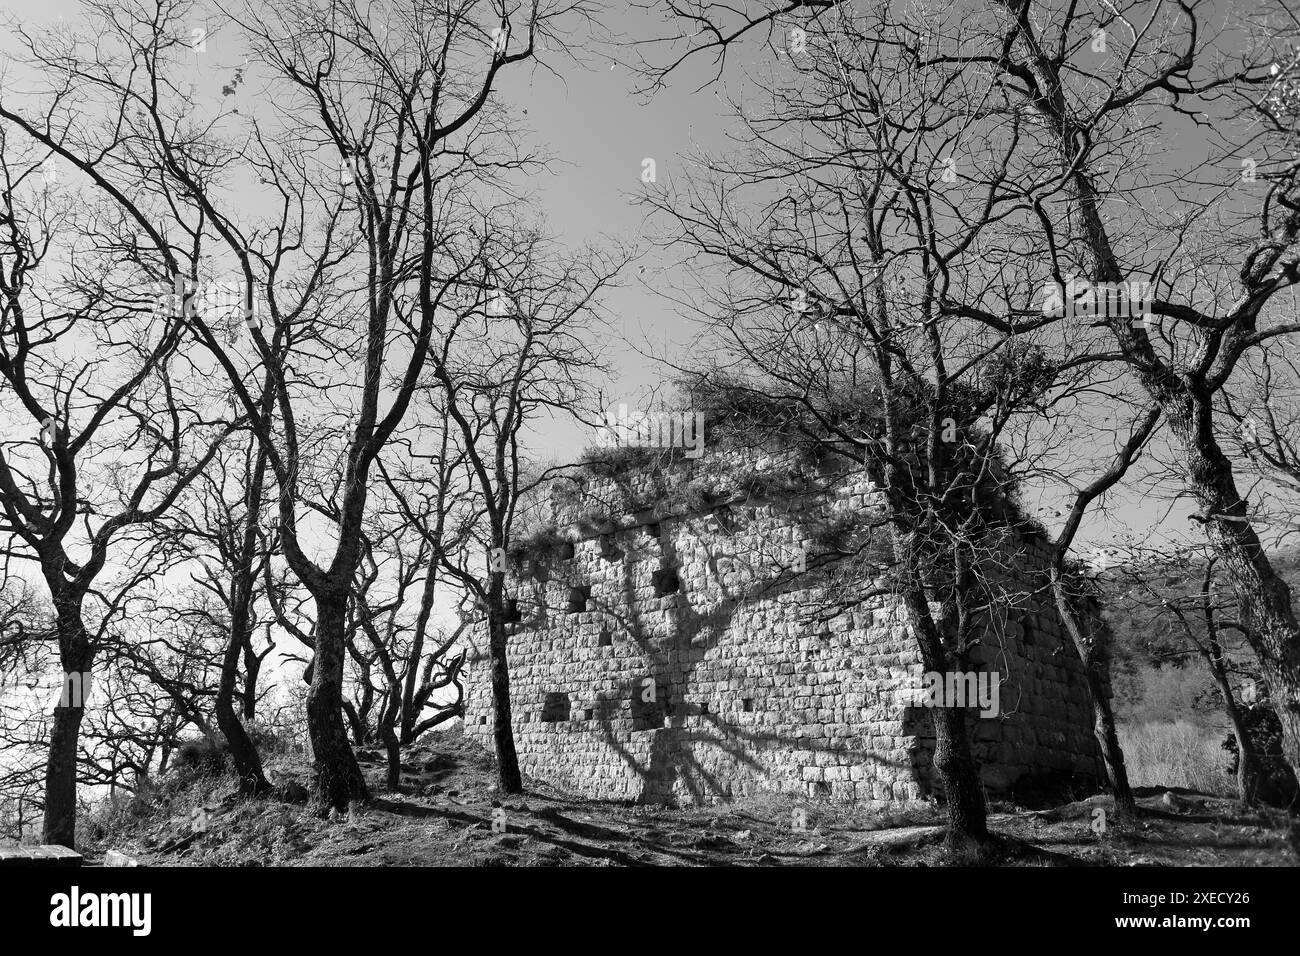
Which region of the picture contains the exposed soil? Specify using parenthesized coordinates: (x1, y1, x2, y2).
(79, 728, 1297, 867)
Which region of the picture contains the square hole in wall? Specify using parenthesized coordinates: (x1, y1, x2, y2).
(478, 716, 487, 725)
(598, 630, 613, 647)
(567, 585, 591, 613)
(631, 690, 666, 731)
(598, 534, 623, 561)
(541, 692, 571, 722)
(652, 567, 680, 597)
(583, 708, 594, 721)
(503, 598, 522, 624)
(558, 542, 575, 561)
(742, 698, 754, 713)
(645, 522, 661, 539)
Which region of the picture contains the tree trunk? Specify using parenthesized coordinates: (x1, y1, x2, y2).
(216, 629, 270, 796)
(1001, 13, 1300, 788)
(382, 729, 401, 792)
(378, 687, 403, 791)
(1052, 575, 1137, 820)
(898, 588, 990, 852)
(486, 574, 522, 794)
(42, 702, 84, 849)
(241, 641, 261, 722)
(1163, 404, 1300, 780)
(306, 596, 369, 811)
(342, 701, 369, 746)
(41, 605, 90, 849)
(1218, 677, 1264, 806)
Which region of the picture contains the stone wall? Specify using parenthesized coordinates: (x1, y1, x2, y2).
(463, 451, 1104, 807)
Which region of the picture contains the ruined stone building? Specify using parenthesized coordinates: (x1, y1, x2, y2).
(464, 448, 1105, 808)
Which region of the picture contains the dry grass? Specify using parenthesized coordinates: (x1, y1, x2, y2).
(68, 727, 1295, 867)
(1117, 720, 1235, 796)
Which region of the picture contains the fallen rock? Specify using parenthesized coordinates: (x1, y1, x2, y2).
(103, 850, 140, 867)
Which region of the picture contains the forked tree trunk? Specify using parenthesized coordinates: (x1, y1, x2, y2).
(1051, 575, 1137, 820)
(241, 640, 262, 722)
(216, 626, 270, 796)
(1162, 403, 1300, 781)
(307, 596, 369, 811)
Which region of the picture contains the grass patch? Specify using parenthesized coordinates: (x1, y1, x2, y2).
(1117, 720, 1235, 796)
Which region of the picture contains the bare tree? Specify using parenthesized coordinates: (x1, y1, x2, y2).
(635, 0, 1300, 817)
(154, 428, 277, 794)
(0, 117, 236, 845)
(632, 0, 1151, 852)
(1115, 546, 1298, 806)
(407, 220, 623, 793)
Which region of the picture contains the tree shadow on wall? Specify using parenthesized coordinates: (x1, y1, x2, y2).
(547, 501, 911, 805)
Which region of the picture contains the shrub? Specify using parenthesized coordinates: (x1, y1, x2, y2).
(511, 523, 565, 558)
(577, 444, 665, 480)
(1222, 705, 1299, 807)
(172, 737, 230, 776)
(243, 720, 293, 756)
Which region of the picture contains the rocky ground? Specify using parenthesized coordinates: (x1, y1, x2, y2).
(77, 728, 1296, 867)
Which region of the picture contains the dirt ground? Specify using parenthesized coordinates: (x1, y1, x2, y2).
(81, 729, 1297, 867)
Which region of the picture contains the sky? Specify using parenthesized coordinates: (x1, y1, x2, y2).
(0, 0, 1275, 560)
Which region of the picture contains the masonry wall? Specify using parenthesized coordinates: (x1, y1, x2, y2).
(464, 453, 1104, 808)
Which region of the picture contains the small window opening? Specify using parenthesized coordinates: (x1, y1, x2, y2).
(598, 630, 613, 647)
(632, 688, 666, 730)
(567, 586, 591, 613)
(558, 542, 576, 561)
(583, 708, 594, 721)
(599, 534, 623, 561)
(652, 567, 680, 597)
(478, 716, 487, 725)
(541, 692, 571, 722)
(742, 698, 754, 713)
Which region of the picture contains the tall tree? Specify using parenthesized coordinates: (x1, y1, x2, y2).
(0, 124, 233, 846)
(411, 220, 623, 793)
